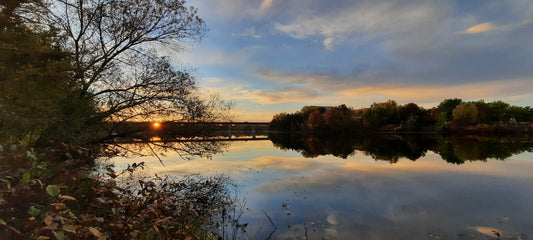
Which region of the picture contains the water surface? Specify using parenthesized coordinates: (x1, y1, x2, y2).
(110, 135, 533, 239)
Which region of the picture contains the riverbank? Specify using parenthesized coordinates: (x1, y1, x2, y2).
(0, 143, 241, 240)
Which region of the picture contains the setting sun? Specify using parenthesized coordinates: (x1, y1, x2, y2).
(152, 122, 161, 128)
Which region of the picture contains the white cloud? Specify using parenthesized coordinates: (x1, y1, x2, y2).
(323, 37, 335, 51)
(234, 27, 261, 39)
(274, 0, 450, 50)
(194, 0, 278, 20)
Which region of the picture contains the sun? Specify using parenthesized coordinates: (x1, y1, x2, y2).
(152, 122, 161, 128)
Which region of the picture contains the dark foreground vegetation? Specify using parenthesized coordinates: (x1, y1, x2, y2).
(269, 99, 533, 134)
(1, 144, 244, 239)
(1, 1, 241, 239)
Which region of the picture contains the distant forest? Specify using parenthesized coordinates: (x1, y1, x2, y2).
(269, 99, 533, 133)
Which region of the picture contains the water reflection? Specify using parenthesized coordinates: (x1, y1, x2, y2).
(105, 136, 231, 161)
(269, 133, 533, 164)
(108, 135, 533, 239)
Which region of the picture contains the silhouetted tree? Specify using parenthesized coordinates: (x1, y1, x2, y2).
(1, 0, 232, 146)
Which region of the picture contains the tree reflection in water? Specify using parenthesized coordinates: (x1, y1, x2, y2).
(269, 133, 533, 164)
(105, 137, 231, 162)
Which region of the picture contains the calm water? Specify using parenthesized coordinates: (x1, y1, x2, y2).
(110, 135, 533, 240)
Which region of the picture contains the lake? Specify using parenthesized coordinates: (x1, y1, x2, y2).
(109, 134, 533, 239)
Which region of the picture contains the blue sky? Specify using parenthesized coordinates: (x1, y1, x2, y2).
(171, 0, 533, 121)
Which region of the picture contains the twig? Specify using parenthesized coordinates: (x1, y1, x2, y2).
(263, 210, 278, 240)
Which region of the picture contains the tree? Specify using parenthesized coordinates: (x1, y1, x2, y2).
(323, 105, 353, 129)
(452, 103, 478, 125)
(299, 105, 319, 121)
(307, 110, 326, 129)
(485, 100, 510, 123)
(362, 100, 399, 128)
(48, 0, 212, 117)
(0, 0, 79, 144)
(438, 98, 462, 121)
(2, 0, 232, 145)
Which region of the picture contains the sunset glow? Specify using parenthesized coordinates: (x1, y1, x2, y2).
(152, 122, 161, 128)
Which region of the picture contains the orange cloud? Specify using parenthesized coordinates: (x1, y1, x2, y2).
(337, 78, 533, 105)
(462, 22, 500, 33)
(259, 0, 274, 12)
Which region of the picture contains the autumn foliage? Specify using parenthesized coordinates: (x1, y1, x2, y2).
(269, 99, 533, 133)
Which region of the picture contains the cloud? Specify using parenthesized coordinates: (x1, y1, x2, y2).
(259, 0, 275, 12)
(456, 18, 533, 34)
(229, 109, 277, 122)
(199, 80, 325, 106)
(195, 0, 279, 20)
(137, 154, 336, 177)
(461, 22, 501, 34)
(274, 0, 449, 49)
(253, 66, 533, 107)
(253, 69, 344, 89)
(170, 45, 263, 67)
(252, 88, 320, 104)
(337, 77, 533, 106)
(234, 27, 261, 39)
(323, 37, 335, 51)
(252, 156, 327, 172)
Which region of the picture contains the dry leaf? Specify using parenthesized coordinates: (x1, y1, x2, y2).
(89, 227, 103, 237)
(44, 215, 53, 225)
(58, 195, 77, 201)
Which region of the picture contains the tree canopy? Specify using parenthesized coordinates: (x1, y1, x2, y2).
(1, 0, 231, 146)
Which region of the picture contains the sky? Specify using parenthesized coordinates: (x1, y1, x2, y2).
(170, 0, 533, 122)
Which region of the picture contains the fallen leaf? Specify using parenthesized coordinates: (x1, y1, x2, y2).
(50, 203, 66, 210)
(63, 225, 76, 233)
(89, 227, 103, 237)
(41, 223, 59, 231)
(58, 195, 77, 201)
(44, 215, 53, 225)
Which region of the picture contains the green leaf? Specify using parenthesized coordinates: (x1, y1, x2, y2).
(0, 218, 6, 225)
(63, 225, 76, 233)
(26, 150, 37, 161)
(53, 230, 65, 240)
(46, 185, 61, 198)
(22, 172, 31, 184)
(28, 206, 41, 217)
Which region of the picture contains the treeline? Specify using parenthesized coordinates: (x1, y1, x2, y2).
(269, 99, 533, 133)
